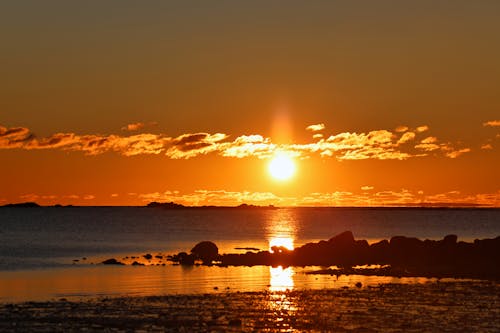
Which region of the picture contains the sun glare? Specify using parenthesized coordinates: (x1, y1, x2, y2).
(269, 237, 294, 252)
(268, 153, 296, 181)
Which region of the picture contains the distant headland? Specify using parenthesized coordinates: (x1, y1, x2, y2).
(1, 202, 75, 208)
(2, 202, 41, 208)
(146, 201, 278, 210)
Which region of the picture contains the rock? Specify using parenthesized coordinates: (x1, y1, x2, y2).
(328, 231, 355, 246)
(132, 261, 144, 266)
(443, 234, 458, 246)
(191, 241, 219, 264)
(143, 254, 152, 260)
(178, 252, 194, 265)
(102, 258, 125, 265)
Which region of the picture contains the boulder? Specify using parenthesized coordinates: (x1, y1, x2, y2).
(191, 241, 219, 264)
(102, 258, 125, 265)
(328, 231, 355, 246)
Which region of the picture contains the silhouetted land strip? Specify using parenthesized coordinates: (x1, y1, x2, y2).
(3, 201, 499, 209)
(167, 231, 500, 280)
(2, 202, 40, 208)
(146, 201, 278, 209)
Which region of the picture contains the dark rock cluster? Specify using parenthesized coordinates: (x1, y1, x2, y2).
(169, 231, 500, 279)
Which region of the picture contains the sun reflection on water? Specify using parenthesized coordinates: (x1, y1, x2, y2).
(266, 209, 298, 252)
(264, 210, 299, 327)
(269, 266, 294, 292)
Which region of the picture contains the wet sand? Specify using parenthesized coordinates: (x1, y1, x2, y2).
(1, 281, 499, 332)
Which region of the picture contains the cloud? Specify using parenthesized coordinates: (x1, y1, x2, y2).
(122, 122, 145, 131)
(306, 123, 325, 132)
(483, 120, 500, 127)
(17, 189, 500, 207)
(138, 189, 282, 206)
(481, 143, 493, 150)
(0, 126, 34, 148)
(395, 125, 409, 133)
(416, 125, 429, 133)
(166, 132, 228, 159)
(414, 136, 471, 158)
(0, 123, 472, 161)
(396, 132, 415, 145)
(445, 148, 471, 159)
(421, 136, 437, 144)
(121, 121, 158, 131)
(220, 135, 276, 159)
(313, 133, 323, 139)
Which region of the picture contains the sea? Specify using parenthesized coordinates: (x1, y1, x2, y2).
(1, 207, 499, 302)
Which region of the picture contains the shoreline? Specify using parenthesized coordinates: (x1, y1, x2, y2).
(1, 280, 499, 332)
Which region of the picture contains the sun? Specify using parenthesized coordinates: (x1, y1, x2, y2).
(268, 153, 296, 181)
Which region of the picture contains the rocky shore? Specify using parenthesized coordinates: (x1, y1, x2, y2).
(166, 231, 500, 280)
(1, 281, 499, 332)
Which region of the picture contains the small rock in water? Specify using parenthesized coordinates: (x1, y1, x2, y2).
(102, 258, 125, 265)
(355, 282, 362, 288)
(132, 261, 145, 266)
(214, 286, 219, 290)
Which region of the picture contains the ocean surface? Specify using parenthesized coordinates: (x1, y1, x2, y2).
(1, 207, 499, 302)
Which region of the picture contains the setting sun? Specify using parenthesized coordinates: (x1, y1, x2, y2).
(268, 153, 296, 181)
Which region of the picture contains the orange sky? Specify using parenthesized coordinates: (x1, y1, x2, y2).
(1, 1, 499, 206)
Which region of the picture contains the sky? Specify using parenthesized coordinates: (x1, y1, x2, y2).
(1, 0, 499, 206)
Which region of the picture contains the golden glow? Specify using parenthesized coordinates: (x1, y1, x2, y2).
(269, 266, 294, 292)
(268, 153, 296, 181)
(269, 237, 294, 252)
(266, 209, 298, 252)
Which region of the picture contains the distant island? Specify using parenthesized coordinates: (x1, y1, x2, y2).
(146, 201, 278, 210)
(1, 202, 74, 208)
(2, 202, 41, 208)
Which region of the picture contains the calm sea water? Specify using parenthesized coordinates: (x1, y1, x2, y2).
(0, 207, 499, 301)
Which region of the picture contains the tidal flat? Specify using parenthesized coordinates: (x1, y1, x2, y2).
(1, 281, 499, 332)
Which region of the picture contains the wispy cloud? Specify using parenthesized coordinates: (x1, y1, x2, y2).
(395, 125, 408, 133)
(0, 126, 34, 148)
(121, 121, 158, 131)
(306, 123, 325, 132)
(122, 122, 145, 131)
(444, 148, 471, 159)
(0, 123, 471, 160)
(483, 120, 500, 127)
(416, 125, 429, 133)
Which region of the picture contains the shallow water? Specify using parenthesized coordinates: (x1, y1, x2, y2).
(0, 264, 443, 303)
